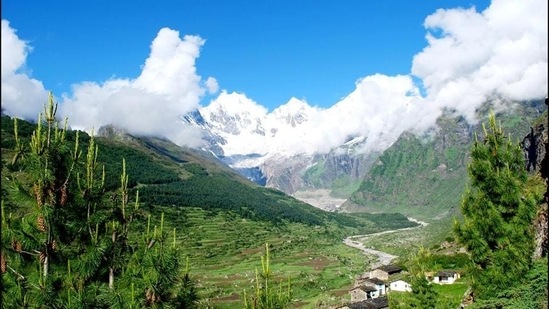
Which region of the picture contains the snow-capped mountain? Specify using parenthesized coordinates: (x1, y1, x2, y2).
(180, 76, 425, 207)
(180, 90, 387, 205)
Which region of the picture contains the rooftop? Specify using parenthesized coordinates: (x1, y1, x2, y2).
(436, 270, 457, 277)
(345, 297, 389, 309)
(351, 285, 378, 292)
(365, 278, 386, 286)
(376, 264, 402, 274)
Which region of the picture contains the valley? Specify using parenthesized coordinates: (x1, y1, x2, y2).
(1, 97, 546, 308)
(2, 2, 548, 307)
(0, 114, 420, 308)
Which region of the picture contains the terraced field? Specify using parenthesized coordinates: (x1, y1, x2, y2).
(153, 206, 414, 308)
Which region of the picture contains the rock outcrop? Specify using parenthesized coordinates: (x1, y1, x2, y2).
(524, 100, 548, 259)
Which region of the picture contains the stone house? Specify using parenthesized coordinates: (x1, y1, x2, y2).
(369, 264, 402, 281)
(350, 286, 379, 301)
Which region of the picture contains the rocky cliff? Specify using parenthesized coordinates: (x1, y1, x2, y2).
(257, 149, 378, 198)
(523, 105, 548, 259)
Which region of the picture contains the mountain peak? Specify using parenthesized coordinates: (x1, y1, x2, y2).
(202, 91, 268, 119)
(271, 97, 317, 127)
(199, 91, 267, 137)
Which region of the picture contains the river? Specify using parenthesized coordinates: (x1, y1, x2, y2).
(343, 217, 428, 268)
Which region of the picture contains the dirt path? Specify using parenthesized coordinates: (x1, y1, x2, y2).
(343, 217, 428, 268)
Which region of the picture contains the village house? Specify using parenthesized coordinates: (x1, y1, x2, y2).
(337, 297, 389, 309)
(350, 286, 379, 301)
(433, 270, 460, 284)
(369, 264, 402, 281)
(350, 277, 387, 301)
(364, 278, 387, 296)
(346, 264, 405, 306)
(389, 279, 412, 292)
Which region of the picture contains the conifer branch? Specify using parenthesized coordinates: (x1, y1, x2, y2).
(7, 264, 25, 280)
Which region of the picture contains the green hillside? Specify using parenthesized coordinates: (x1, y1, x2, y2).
(342, 100, 546, 222)
(1, 114, 418, 307)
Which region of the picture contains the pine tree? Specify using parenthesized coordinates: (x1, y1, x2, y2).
(453, 113, 541, 299)
(1, 93, 80, 307)
(1, 92, 199, 308)
(405, 247, 439, 309)
(242, 243, 292, 309)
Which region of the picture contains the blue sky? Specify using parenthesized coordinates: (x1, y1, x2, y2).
(2, 0, 546, 152)
(2, 0, 491, 109)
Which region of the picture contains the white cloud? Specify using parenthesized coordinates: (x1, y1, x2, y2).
(59, 27, 212, 147)
(304, 74, 425, 153)
(203, 75, 426, 156)
(412, 0, 548, 122)
(202, 0, 547, 158)
(1, 20, 48, 120)
(1, 20, 27, 76)
(205, 77, 219, 94)
(2, 0, 547, 159)
(133, 29, 205, 104)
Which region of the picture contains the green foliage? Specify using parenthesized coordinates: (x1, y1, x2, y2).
(0, 97, 440, 307)
(468, 259, 548, 309)
(330, 174, 362, 198)
(96, 140, 181, 190)
(453, 113, 541, 299)
(348, 129, 469, 220)
(409, 275, 439, 308)
(399, 247, 439, 308)
(391, 246, 469, 309)
(137, 173, 325, 225)
(242, 243, 291, 309)
(416, 252, 471, 271)
(1, 93, 198, 308)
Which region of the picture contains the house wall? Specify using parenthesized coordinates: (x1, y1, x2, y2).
(350, 289, 368, 301)
(434, 274, 458, 284)
(390, 280, 411, 292)
(376, 284, 386, 296)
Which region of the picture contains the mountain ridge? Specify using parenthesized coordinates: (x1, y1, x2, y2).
(340, 99, 546, 221)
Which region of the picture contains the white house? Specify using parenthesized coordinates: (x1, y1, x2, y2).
(433, 271, 460, 284)
(364, 278, 387, 296)
(389, 280, 412, 292)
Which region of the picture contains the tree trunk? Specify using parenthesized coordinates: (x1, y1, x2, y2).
(109, 267, 114, 289)
(43, 255, 48, 283)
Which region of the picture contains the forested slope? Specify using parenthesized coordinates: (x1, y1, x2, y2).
(342, 100, 545, 221)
